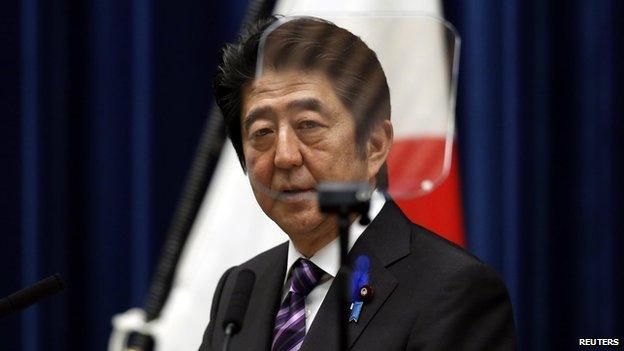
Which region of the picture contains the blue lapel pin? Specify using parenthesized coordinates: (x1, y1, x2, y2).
(349, 301, 364, 322)
(349, 255, 372, 323)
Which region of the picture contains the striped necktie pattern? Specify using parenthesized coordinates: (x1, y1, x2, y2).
(271, 258, 324, 351)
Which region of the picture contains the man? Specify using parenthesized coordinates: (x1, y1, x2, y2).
(199, 16, 516, 351)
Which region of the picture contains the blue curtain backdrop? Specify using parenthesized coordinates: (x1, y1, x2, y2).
(0, 0, 250, 350)
(2, 1, 623, 350)
(444, 1, 624, 350)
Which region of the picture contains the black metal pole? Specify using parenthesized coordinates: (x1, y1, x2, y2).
(318, 182, 371, 351)
(337, 208, 350, 351)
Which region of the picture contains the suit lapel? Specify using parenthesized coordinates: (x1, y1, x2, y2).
(300, 249, 399, 351)
(232, 243, 288, 351)
(301, 201, 412, 350)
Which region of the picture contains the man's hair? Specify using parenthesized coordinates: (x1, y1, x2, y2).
(213, 16, 391, 186)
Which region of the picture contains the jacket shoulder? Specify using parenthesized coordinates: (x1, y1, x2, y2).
(411, 224, 484, 267)
(405, 225, 517, 349)
(237, 241, 289, 270)
(401, 218, 507, 288)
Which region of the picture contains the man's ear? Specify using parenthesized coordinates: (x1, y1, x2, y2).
(367, 120, 393, 179)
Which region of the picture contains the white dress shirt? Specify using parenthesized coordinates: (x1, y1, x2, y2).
(281, 190, 386, 332)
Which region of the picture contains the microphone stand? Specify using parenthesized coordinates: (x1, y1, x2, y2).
(318, 182, 371, 351)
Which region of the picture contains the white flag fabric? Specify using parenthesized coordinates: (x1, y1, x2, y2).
(108, 1, 445, 350)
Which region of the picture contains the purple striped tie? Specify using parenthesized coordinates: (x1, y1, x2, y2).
(271, 258, 324, 351)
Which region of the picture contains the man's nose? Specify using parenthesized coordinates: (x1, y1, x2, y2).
(274, 127, 303, 169)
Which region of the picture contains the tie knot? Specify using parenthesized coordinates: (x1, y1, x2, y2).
(289, 258, 324, 296)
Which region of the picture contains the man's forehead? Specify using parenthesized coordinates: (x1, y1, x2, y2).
(245, 70, 330, 98)
(241, 70, 341, 118)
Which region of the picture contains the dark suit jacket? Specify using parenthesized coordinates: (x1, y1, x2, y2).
(199, 201, 517, 350)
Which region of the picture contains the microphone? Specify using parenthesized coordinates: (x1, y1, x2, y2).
(0, 274, 65, 318)
(222, 269, 255, 351)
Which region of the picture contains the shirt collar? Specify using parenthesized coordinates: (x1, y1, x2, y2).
(286, 189, 386, 280)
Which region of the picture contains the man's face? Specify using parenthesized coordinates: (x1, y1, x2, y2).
(240, 70, 378, 239)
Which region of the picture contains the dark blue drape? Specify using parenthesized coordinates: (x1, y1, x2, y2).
(0, 0, 249, 350)
(445, 1, 624, 349)
(2, 1, 623, 350)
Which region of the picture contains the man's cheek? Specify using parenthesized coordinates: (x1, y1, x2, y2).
(248, 164, 274, 190)
(252, 189, 274, 215)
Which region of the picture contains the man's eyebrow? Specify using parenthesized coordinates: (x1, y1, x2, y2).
(243, 105, 274, 132)
(243, 97, 333, 132)
(285, 97, 330, 116)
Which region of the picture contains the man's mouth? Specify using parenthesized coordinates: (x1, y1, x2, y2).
(277, 188, 316, 201)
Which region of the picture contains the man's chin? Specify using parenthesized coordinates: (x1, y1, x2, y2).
(273, 212, 328, 237)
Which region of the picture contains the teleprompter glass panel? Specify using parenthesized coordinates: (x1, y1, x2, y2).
(245, 14, 460, 202)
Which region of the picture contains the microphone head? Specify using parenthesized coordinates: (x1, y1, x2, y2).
(222, 269, 256, 334)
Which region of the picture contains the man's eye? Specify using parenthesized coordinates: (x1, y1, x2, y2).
(298, 120, 320, 129)
(252, 128, 273, 138)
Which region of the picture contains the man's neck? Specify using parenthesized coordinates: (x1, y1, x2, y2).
(290, 190, 386, 257)
(290, 216, 341, 258)
(285, 190, 386, 282)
